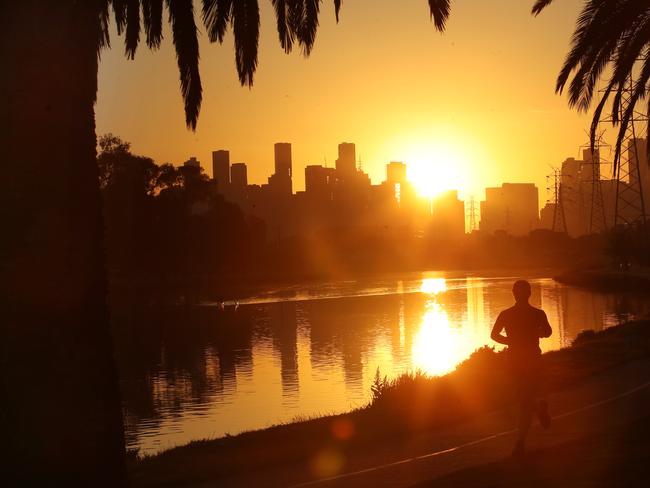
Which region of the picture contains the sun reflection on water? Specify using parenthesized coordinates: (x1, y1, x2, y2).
(412, 301, 458, 376)
(420, 277, 447, 295)
(412, 277, 486, 376)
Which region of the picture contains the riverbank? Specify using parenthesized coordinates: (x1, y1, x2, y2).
(555, 268, 650, 291)
(129, 319, 650, 487)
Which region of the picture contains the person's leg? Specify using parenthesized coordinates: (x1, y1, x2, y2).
(513, 388, 535, 456)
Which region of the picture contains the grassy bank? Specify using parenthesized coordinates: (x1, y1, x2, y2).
(129, 320, 650, 487)
(555, 268, 650, 291)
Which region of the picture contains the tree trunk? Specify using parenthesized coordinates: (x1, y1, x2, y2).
(0, 1, 127, 485)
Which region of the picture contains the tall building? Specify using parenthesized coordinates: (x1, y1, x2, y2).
(386, 161, 407, 184)
(305, 165, 335, 199)
(559, 148, 607, 237)
(230, 163, 248, 189)
(274, 143, 292, 178)
(269, 142, 293, 196)
(480, 183, 539, 236)
(336, 142, 356, 179)
(431, 190, 465, 238)
(212, 150, 230, 192)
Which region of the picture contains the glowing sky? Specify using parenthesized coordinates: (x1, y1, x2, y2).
(96, 0, 592, 204)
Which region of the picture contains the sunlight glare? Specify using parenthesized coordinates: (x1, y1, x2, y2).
(420, 278, 447, 295)
(405, 142, 467, 198)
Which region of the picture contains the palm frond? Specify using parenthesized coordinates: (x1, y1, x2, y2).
(288, 0, 304, 36)
(300, 0, 321, 55)
(334, 0, 341, 23)
(532, 0, 554, 16)
(125, 0, 141, 59)
(551, 0, 650, 168)
(428, 0, 450, 32)
(271, 0, 295, 53)
(232, 0, 260, 86)
(143, 0, 164, 49)
(203, 0, 233, 43)
(166, 0, 203, 129)
(99, 0, 111, 53)
(112, 0, 128, 35)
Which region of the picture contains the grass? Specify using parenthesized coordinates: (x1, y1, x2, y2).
(129, 320, 650, 487)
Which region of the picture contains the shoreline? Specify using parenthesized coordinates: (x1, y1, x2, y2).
(129, 319, 650, 487)
(554, 268, 650, 292)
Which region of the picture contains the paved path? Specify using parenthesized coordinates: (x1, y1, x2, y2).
(210, 358, 650, 488)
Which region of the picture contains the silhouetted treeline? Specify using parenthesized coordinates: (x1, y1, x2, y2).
(98, 135, 265, 301)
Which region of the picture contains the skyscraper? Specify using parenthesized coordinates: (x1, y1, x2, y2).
(274, 143, 292, 178)
(270, 142, 293, 196)
(305, 165, 335, 201)
(386, 162, 407, 184)
(480, 183, 539, 236)
(212, 150, 230, 192)
(336, 142, 356, 178)
(230, 163, 248, 189)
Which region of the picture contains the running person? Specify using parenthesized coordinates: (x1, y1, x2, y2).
(491, 279, 552, 456)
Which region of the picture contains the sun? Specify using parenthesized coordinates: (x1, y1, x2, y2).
(404, 142, 467, 198)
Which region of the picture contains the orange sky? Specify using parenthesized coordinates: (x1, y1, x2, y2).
(96, 0, 598, 205)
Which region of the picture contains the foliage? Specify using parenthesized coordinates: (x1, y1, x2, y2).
(97, 135, 263, 291)
(370, 367, 390, 402)
(96, 1, 450, 130)
(572, 328, 597, 347)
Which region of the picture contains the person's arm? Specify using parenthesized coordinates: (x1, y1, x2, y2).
(538, 310, 552, 338)
(490, 313, 510, 346)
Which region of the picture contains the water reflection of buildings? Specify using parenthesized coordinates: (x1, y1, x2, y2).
(118, 278, 650, 454)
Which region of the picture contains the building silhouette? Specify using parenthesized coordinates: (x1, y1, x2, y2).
(268, 142, 293, 197)
(431, 190, 465, 239)
(336, 142, 357, 180)
(480, 183, 539, 236)
(212, 150, 230, 193)
(205, 141, 469, 244)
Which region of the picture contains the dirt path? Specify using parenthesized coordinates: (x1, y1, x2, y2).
(210, 357, 650, 488)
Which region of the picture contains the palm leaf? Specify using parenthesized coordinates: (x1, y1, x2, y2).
(203, 0, 233, 43)
(300, 0, 321, 55)
(271, 0, 295, 53)
(113, 0, 128, 35)
(166, 0, 203, 129)
(99, 0, 111, 52)
(334, 0, 341, 23)
(531, 0, 554, 16)
(288, 0, 304, 36)
(232, 0, 260, 86)
(428, 0, 450, 32)
(125, 0, 141, 59)
(143, 0, 164, 49)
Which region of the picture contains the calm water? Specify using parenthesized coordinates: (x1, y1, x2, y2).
(115, 273, 650, 454)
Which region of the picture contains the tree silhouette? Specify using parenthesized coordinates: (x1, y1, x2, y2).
(0, 0, 449, 484)
(533, 0, 650, 168)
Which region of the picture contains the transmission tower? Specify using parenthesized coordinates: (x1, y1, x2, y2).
(600, 76, 648, 232)
(578, 133, 609, 234)
(547, 168, 567, 233)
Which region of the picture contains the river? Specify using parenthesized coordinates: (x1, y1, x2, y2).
(115, 272, 650, 454)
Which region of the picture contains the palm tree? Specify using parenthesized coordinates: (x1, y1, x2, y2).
(0, 1, 450, 484)
(532, 0, 650, 168)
